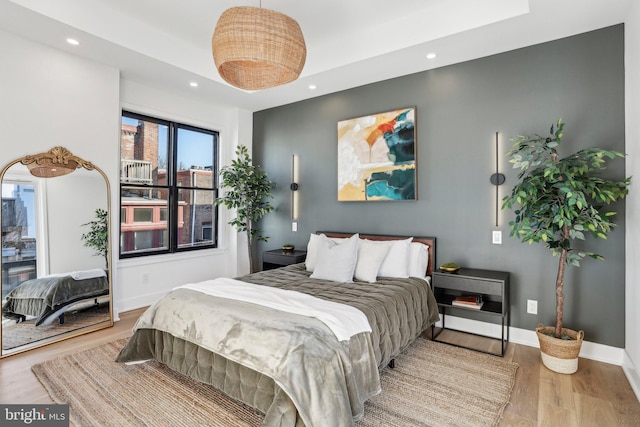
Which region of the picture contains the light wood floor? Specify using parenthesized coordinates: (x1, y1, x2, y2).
(1, 308, 639, 426)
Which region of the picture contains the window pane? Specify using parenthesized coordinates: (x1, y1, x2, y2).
(120, 116, 168, 186)
(176, 127, 215, 189)
(2, 183, 37, 240)
(120, 186, 169, 255)
(202, 223, 212, 241)
(132, 230, 167, 251)
(177, 188, 215, 248)
(133, 208, 153, 222)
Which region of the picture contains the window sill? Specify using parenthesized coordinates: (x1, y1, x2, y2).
(116, 247, 228, 268)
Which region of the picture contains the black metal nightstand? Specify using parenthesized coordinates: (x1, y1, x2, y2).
(262, 249, 307, 270)
(431, 268, 510, 356)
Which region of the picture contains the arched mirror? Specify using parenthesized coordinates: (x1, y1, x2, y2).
(1, 147, 112, 357)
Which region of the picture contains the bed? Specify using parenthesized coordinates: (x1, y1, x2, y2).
(1, 269, 109, 326)
(116, 233, 439, 427)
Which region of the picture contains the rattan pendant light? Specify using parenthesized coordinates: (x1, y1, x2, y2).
(212, 6, 306, 90)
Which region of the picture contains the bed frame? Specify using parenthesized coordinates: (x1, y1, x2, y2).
(317, 231, 436, 277)
(117, 231, 440, 425)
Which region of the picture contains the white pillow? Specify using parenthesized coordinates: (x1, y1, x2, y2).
(377, 237, 413, 278)
(408, 242, 429, 278)
(354, 239, 391, 283)
(310, 234, 359, 282)
(305, 233, 348, 272)
(305, 233, 320, 272)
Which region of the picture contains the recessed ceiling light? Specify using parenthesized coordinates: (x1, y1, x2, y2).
(66, 38, 79, 46)
(189, 82, 199, 87)
(308, 84, 317, 90)
(426, 52, 437, 59)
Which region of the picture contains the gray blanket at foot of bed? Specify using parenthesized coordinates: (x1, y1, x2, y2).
(117, 287, 380, 427)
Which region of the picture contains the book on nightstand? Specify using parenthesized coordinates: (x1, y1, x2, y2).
(451, 295, 483, 309)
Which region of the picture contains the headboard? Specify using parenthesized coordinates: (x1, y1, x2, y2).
(317, 231, 436, 277)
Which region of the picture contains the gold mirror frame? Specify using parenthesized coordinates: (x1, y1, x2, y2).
(0, 146, 113, 358)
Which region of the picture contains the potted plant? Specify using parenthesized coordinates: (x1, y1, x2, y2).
(81, 208, 109, 270)
(215, 145, 274, 273)
(502, 119, 630, 374)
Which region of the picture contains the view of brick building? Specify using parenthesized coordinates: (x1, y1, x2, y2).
(120, 120, 214, 254)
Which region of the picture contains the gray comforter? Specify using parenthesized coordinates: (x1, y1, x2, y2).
(116, 264, 440, 427)
(2, 275, 109, 325)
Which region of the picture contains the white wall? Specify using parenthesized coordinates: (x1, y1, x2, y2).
(0, 29, 120, 191)
(624, 2, 640, 401)
(46, 170, 108, 273)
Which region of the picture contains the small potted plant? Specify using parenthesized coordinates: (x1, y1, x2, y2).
(502, 119, 630, 374)
(81, 208, 109, 270)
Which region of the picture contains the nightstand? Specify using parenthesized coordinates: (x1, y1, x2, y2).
(262, 249, 307, 270)
(431, 268, 510, 356)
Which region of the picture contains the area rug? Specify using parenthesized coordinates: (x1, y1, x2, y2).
(32, 337, 518, 427)
(2, 302, 110, 350)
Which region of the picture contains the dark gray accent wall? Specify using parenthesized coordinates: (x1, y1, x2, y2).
(253, 25, 626, 347)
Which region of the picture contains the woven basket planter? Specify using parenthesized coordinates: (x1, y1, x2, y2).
(536, 324, 584, 374)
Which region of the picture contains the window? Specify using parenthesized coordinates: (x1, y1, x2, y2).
(2, 180, 38, 298)
(202, 222, 212, 241)
(120, 111, 219, 258)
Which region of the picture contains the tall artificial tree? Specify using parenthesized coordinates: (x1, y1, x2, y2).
(216, 145, 273, 273)
(502, 119, 630, 339)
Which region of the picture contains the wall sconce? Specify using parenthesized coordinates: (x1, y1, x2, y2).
(489, 132, 506, 227)
(290, 154, 299, 221)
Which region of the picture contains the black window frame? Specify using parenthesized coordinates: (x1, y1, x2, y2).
(119, 110, 219, 259)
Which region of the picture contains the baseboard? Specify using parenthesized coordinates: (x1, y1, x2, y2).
(623, 352, 640, 402)
(115, 290, 166, 315)
(435, 316, 625, 365)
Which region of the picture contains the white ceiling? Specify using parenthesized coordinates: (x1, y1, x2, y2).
(0, 0, 632, 112)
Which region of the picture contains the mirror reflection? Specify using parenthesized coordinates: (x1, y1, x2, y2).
(1, 148, 112, 357)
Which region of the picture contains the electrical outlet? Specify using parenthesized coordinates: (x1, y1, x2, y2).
(292, 221, 298, 232)
(142, 272, 149, 284)
(527, 299, 538, 315)
(492, 230, 502, 245)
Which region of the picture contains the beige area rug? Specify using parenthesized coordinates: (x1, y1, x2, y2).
(2, 302, 110, 350)
(32, 337, 518, 427)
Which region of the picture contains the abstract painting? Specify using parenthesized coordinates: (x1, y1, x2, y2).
(337, 107, 416, 201)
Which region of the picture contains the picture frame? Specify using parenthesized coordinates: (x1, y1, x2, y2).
(337, 107, 417, 201)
